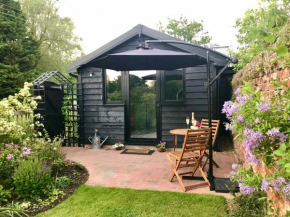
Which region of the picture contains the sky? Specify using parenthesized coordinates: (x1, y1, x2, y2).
(58, 0, 259, 55)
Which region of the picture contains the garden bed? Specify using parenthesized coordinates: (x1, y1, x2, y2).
(28, 161, 89, 216)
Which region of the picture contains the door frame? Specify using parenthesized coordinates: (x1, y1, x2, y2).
(123, 71, 161, 145)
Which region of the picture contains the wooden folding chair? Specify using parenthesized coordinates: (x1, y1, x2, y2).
(167, 128, 211, 192)
(200, 119, 220, 169)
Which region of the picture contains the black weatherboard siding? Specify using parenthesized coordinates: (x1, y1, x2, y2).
(72, 24, 234, 147)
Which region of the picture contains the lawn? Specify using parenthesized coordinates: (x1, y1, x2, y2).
(37, 185, 228, 217)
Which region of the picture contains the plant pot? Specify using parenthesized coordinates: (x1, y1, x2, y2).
(157, 148, 165, 152)
(115, 147, 123, 150)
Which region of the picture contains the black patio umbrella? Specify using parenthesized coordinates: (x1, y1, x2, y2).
(86, 47, 206, 71)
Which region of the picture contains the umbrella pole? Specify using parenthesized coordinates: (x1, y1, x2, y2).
(206, 51, 215, 191)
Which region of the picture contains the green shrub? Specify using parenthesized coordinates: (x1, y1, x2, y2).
(54, 176, 71, 190)
(0, 201, 28, 217)
(0, 185, 11, 205)
(13, 157, 52, 200)
(230, 192, 268, 217)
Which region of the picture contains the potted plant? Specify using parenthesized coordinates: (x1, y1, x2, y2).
(156, 141, 166, 152)
(112, 142, 124, 150)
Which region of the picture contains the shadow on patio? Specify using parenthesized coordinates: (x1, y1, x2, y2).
(61, 147, 238, 199)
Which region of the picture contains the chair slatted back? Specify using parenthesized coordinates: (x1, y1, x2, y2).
(200, 119, 220, 147)
(180, 128, 211, 159)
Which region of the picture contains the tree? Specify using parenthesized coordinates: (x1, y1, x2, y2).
(158, 15, 212, 46)
(19, 0, 83, 75)
(0, 0, 40, 98)
(234, 0, 290, 71)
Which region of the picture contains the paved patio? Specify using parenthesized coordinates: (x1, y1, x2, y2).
(62, 147, 238, 198)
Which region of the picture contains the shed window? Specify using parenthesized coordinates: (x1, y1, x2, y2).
(104, 69, 122, 103)
(162, 69, 184, 103)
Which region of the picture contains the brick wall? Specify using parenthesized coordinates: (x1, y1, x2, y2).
(233, 51, 290, 216)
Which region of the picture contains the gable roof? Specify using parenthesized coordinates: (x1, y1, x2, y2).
(68, 24, 232, 73)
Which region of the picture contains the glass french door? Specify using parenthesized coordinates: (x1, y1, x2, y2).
(125, 71, 160, 141)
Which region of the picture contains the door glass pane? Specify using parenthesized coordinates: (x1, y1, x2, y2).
(164, 69, 183, 101)
(129, 71, 157, 139)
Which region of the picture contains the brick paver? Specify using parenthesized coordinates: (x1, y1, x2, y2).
(62, 147, 238, 198)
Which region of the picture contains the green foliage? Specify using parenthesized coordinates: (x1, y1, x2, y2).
(234, 0, 290, 71)
(53, 176, 71, 190)
(227, 81, 290, 175)
(20, 0, 83, 75)
(0, 0, 40, 98)
(0, 201, 28, 217)
(0, 185, 11, 205)
(13, 157, 52, 200)
(230, 192, 268, 217)
(158, 15, 212, 45)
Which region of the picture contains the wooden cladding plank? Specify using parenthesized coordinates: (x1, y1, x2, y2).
(83, 123, 124, 128)
(83, 88, 102, 94)
(83, 111, 124, 117)
(84, 116, 124, 123)
(83, 83, 102, 89)
(186, 93, 207, 99)
(83, 95, 102, 100)
(83, 106, 124, 112)
(185, 86, 206, 93)
(186, 80, 207, 86)
(82, 77, 102, 83)
(186, 99, 208, 105)
(83, 101, 103, 106)
(84, 128, 124, 135)
(81, 71, 102, 77)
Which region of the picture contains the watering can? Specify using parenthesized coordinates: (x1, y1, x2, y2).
(88, 128, 101, 150)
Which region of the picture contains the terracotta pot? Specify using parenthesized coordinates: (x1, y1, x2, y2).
(157, 148, 165, 152)
(115, 147, 122, 150)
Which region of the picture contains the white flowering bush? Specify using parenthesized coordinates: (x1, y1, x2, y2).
(112, 142, 124, 149)
(0, 83, 65, 204)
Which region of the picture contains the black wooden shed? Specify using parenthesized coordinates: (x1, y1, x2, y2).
(68, 24, 234, 148)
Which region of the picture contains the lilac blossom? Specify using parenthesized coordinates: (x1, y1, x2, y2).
(7, 154, 13, 160)
(0, 151, 2, 155)
(236, 95, 247, 105)
(255, 118, 260, 124)
(14, 144, 19, 148)
(23, 147, 28, 151)
(5, 144, 12, 149)
(261, 178, 269, 193)
(277, 106, 282, 112)
(224, 122, 232, 131)
(267, 128, 287, 144)
(237, 115, 244, 123)
(257, 102, 270, 112)
(222, 101, 239, 118)
(282, 183, 290, 197)
(234, 88, 241, 96)
(232, 163, 238, 170)
(240, 184, 256, 194)
(270, 177, 286, 193)
(22, 148, 31, 155)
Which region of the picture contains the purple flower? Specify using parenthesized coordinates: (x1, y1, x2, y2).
(161, 142, 166, 145)
(257, 102, 270, 112)
(14, 144, 19, 148)
(232, 163, 238, 170)
(224, 122, 232, 131)
(282, 183, 290, 197)
(222, 101, 239, 118)
(0, 151, 2, 155)
(20, 153, 23, 157)
(22, 148, 31, 155)
(230, 171, 236, 177)
(276, 177, 286, 185)
(234, 88, 241, 96)
(236, 95, 247, 105)
(237, 115, 244, 123)
(7, 154, 13, 160)
(277, 106, 282, 112)
(240, 184, 256, 194)
(255, 118, 260, 124)
(23, 147, 28, 151)
(267, 128, 287, 144)
(261, 178, 269, 193)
